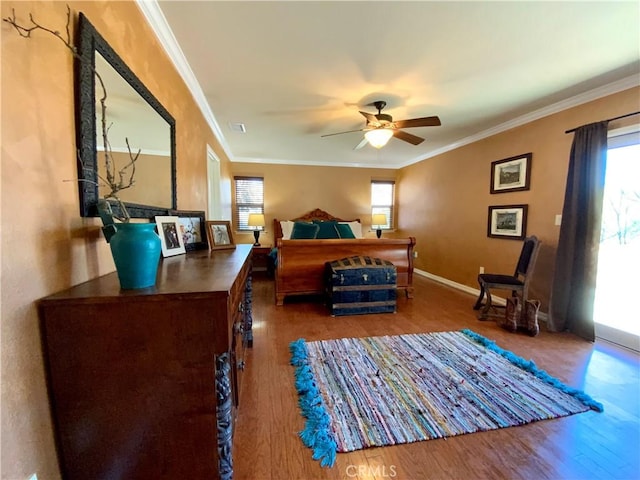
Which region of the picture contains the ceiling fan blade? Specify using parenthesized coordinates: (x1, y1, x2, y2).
(393, 129, 425, 145)
(393, 116, 441, 129)
(354, 137, 368, 150)
(359, 111, 377, 123)
(321, 128, 364, 138)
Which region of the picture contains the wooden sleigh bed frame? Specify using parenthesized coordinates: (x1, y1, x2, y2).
(273, 208, 416, 305)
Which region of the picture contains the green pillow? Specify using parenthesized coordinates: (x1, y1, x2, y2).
(313, 220, 340, 239)
(290, 221, 320, 239)
(336, 223, 356, 239)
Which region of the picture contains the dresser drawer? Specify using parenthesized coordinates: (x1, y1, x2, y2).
(229, 258, 250, 411)
(230, 259, 250, 312)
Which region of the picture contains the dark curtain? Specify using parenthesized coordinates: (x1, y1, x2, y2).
(548, 121, 608, 340)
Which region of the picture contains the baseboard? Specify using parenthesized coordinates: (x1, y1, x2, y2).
(413, 268, 548, 323)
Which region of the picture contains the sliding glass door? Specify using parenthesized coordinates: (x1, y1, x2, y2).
(593, 127, 640, 351)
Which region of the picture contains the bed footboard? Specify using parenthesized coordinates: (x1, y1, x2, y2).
(274, 237, 416, 305)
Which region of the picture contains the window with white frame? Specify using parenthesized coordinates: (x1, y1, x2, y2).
(234, 176, 264, 231)
(593, 124, 640, 351)
(371, 180, 394, 229)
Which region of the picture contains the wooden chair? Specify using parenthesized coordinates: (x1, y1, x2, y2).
(473, 236, 541, 320)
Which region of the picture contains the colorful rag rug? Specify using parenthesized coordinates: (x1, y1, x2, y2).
(290, 329, 602, 467)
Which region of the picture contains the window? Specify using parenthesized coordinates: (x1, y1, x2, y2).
(371, 180, 395, 229)
(593, 125, 640, 351)
(234, 176, 264, 231)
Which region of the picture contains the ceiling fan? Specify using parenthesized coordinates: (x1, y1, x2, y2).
(321, 101, 441, 149)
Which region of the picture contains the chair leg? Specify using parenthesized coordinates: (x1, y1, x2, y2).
(480, 287, 494, 319)
(473, 284, 486, 310)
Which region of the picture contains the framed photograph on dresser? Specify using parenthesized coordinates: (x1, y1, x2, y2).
(206, 221, 236, 250)
(155, 216, 186, 257)
(169, 210, 208, 251)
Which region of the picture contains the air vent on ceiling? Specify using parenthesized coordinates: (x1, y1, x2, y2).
(229, 122, 246, 133)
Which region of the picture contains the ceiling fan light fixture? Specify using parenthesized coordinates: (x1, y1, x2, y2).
(365, 128, 393, 148)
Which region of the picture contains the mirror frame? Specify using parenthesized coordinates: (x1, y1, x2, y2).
(76, 12, 177, 219)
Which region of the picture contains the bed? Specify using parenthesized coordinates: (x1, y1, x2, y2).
(273, 208, 416, 305)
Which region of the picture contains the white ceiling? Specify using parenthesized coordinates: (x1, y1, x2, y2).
(143, 1, 640, 169)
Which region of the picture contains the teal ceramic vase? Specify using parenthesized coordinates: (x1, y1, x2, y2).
(109, 223, 161, 289)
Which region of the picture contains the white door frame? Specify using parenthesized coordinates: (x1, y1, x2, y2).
(206, 145, 222, 220)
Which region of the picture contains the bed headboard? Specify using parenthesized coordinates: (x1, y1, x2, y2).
(273, 208, 360, 240)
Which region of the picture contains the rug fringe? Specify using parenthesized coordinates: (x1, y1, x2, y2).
(460, 329, 604, 412)
(289, 339, 338, 467)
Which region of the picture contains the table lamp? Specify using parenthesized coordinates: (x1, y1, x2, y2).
(247, 213, 265, 246)
(372, 213, 387, 239)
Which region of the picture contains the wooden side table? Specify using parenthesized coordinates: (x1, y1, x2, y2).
(251, 245, 272, 274)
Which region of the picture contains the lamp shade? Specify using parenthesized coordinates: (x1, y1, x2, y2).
(372, 213, 387, 227)
(247, 213, 265, 228)
(364, 129, 393, 148)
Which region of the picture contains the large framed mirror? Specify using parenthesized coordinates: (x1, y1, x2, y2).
(76, 12, 177, 219)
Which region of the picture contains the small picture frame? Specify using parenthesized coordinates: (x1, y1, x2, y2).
(205, 221, 236, 250)
(169, 210, 208, 251)
(490, 153, 532, 194)
(155, 215, 186, 257)
(487, 205, 528, 240)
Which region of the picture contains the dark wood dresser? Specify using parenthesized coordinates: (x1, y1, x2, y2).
(38, 245, 253, 480)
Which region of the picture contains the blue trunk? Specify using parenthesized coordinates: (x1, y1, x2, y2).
(325, 256, 397, 316)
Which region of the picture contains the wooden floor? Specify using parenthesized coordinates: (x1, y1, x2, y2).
(233, 274, 640, 480)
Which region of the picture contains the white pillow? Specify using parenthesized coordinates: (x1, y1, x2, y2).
(280, 220, 295, 239)
(340, 221, 363, 238)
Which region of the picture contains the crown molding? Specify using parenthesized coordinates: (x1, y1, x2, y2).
(136, 0, 232, 161)
(400, 74, 640, 168)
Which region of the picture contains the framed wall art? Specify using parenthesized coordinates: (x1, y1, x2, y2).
(155, 215, 186, 257)
(490, 153, 532, 193)
(205, 220, 236, 250)
(487, 204, 528, 240)
(169, 210, 208, 251)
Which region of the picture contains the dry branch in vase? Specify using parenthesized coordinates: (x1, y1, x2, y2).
(3, 5, 141, 223)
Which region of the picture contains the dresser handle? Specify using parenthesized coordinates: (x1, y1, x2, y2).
(237, 360, 245, 371)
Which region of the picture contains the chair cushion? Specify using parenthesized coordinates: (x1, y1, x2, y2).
(478, 273, 524, 287)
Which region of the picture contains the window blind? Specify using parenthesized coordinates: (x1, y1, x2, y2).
(371, 180, 395, 229)
(234, 176, 264, 231)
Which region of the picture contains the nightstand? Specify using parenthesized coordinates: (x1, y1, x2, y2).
(251, 245, 273, 274)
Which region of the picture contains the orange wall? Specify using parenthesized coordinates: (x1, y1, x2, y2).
(1, 1, 638, 478)
(397, 87, 640, 312)
(1, 1, 229, 478)
(230, 163, 396, 245)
